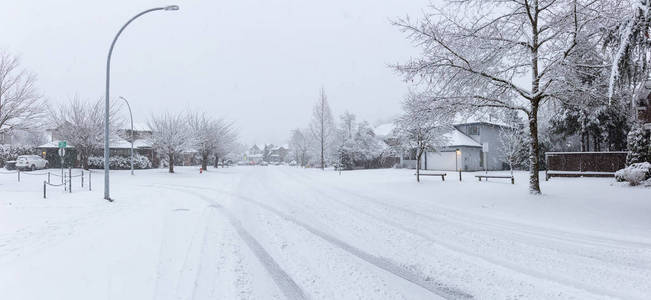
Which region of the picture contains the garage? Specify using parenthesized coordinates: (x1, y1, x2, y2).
(423, 151, 457, 171)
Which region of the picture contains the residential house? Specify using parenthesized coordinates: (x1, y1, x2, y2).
(241, 144, 264, 164)
(267, 145, 289, 163)
(396, 119, 511, 171)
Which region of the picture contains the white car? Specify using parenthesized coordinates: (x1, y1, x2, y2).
(16, 155, 48, 171)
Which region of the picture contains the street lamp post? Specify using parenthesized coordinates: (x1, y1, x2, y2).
(104, 5, 179, 201)
(119, 96, 134, 175)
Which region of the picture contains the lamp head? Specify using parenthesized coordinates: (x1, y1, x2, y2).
(164, 5, 179, 11)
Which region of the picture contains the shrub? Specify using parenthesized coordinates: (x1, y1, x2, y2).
(615, 162, 651, 186)
(87, 155, 152, 170)
(0, 144, 35, 167)
(626, 123, 650, 166)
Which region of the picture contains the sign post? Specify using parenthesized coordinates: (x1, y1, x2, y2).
(58, 141, 67, 184)
(482, 143, 489, 174)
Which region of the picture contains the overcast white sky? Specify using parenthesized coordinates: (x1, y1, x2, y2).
(1, 0, 434, 145)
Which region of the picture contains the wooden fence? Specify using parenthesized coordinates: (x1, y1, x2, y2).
(545, 151, 627, 179)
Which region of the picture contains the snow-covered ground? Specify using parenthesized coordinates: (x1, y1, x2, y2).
(1, 166, 650, 299)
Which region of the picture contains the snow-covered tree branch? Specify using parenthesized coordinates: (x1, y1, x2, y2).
(0, 51, 43, 135)
(393, 0, 603, 193)
(394, 92, 452, 182)
(48, 96, 122, 170)
(148, 112, 190, 173)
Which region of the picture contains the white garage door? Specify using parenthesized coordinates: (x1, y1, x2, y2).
(425, 151, 457, 171)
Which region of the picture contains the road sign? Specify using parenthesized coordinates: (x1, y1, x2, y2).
(58, 141, 67, 148)
(58, 148, 66, 157)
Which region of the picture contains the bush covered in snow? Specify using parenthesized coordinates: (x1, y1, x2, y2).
(0, 144, 35, 167)
(615, 162, 651, 186)
(87, 155, 152, 170)
(626, 123, 650, 165)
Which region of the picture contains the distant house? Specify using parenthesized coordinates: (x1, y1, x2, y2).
(36, 123, 155, 168)
(242, 144, 264, 164)
(397, 120, 511, 171)
(268, 145, 289, 162)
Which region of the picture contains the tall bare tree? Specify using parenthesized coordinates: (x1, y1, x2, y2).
(309, 87, 335, 169)
(394, 92, 452, 182)
(289, 128, 310, 166)
(49, 97, 121, 170)
(188, 112, 235, 170)
(148, 112, 190, 173)
(394, 0, 602, 193)
(214, 122, 237, 168)
(0, 52, 43, 135)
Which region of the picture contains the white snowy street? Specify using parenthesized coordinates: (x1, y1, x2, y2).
(1, 166, 650, 299)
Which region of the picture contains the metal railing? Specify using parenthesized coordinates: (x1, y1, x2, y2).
(0, 167, 92, 198)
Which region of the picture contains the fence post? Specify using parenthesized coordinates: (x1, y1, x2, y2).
(458, 170, 462, 182)
(69, 168, 72, 193)
(17, 169, 20, 182)
(48, 172, 50, 184)
(43, 181, 46, 199)
(81, 170, 84, 188)
(89, 171, 92, 191)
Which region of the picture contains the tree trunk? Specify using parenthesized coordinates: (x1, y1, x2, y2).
(416, 149, 422, 183)
(201, 153, 208, 170)
(168, 153, 174, 173)
(82, 153, 89, 171)
(528, 102, 541, 194)
(321, 136, 325, 170)
(214, 155, 219, 168)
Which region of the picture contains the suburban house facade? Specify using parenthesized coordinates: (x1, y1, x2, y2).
(399, 121, 511, 171)
(242, 144, 264, 164)
(267, 145, 288, 163)
(37, 124, 155, 168)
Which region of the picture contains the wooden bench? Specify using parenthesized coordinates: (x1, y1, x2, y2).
(414, 172, 447, 181)
(475, 175, 514, 184)
(545, 170, 615, 181)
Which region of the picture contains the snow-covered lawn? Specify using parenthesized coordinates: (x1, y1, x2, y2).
(0, 166, 649, 299)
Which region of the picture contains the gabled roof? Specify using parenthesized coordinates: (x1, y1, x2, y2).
(443, 129, 481, 147)
(120, 122, 151, 132)
(374, 123, 396, 138)
(38, 140, 74, 149)
(38, 137, 153, 149)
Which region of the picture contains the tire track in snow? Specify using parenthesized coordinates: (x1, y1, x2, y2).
(160, 183, 472, 300)
(281, 167, 651, 250)
(157, 187, 308, 300)
(273, 168, 650, 299)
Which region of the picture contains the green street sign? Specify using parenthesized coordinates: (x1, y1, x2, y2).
(58, 141, 67, 148)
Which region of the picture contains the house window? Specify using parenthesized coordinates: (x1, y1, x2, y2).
(468, 125, 480, 136)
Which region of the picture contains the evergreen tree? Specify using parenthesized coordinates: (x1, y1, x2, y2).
(626, 123, 651, 165)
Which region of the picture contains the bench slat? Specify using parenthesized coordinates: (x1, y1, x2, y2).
(414, 173, 447, 176)
(475, 175, 515, 184)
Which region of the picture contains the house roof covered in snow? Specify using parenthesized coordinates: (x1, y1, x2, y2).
(120, 122, 151, 132)
(38, 140, 74, 149)
(443, 129, 482, 148)
(374, 123, 395, 138)
(38, 138, 153, 150)
(453, 113, 512, 128)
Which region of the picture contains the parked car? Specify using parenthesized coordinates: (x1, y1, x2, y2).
(289, 160, 297, 166)
(15, 155, 48, 171)
(259, 161, 269, 166)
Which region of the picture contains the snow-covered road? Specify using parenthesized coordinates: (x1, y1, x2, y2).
(1, 166, 650, 299)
